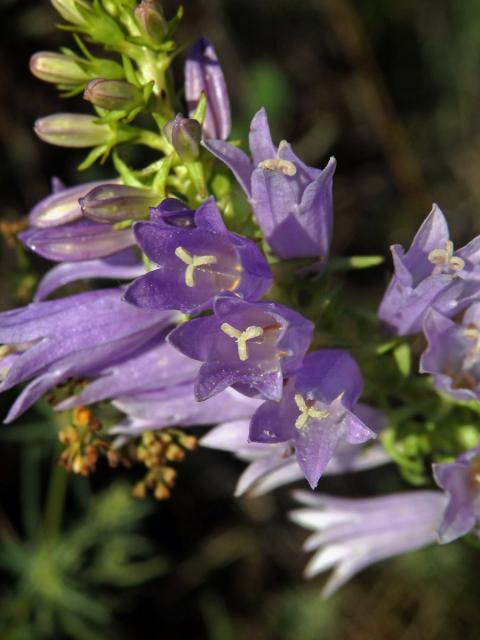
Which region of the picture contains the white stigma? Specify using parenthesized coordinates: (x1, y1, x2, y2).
(257, 140, 297, 176)
(220, 323, 264, 361)
(294, 394, 330, 429)
(427, 240, 465, 275)
(175, 246, 217, 287)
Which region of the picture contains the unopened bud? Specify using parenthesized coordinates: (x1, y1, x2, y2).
(135, 0, 168, 42)
(29, 179, 111, 227)
(84, 79, 144, 112)
(34, 113, 112, 148)
(30, 52, 90, 85)
(132, 481, 147, 499)
(51, 0, 90, 25)
(80, 184, 159, 223)
(154, 483, 170, 500)
(163, 114, 201, 162)
(185, 37, 231, 140)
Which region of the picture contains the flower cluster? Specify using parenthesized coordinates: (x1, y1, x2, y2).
(1, 0, 480, 597)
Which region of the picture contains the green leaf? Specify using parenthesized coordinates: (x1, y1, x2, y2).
(348, 255, 385, 268)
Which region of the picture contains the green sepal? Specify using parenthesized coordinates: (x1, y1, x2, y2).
(393, 343, 411, 378)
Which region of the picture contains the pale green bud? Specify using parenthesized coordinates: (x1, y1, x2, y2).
(34, 113, 113, 148)
(84, 79, 144, 111)
(30, 52, 90, 85)
(134, 0, 168, 42)
(51, 0, 90, 25)
(163, 114, 201, 162)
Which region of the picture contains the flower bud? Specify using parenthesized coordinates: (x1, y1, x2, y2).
(51, 0, 89, 25)
(80, 184, 159, 223)
(84, 79, 144, 112)
(134, 0, 168, 42)
(34, 114, 112, 148)
(29, 180, 110, 227)
(30, 52, 90, 85)
(19, 220, 135, 262)
(163, 114, 201, 162)
(185, 37, 231, 140)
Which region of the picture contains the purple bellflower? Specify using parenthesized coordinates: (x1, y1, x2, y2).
(55, 341, 199, 410)
(185, 37, 231, 140)
(124, 197, 272, 314)
(34, 249, 145, 301)
(433, 446, 480, 543)
(204, 108, 336, 261)
(379, 204, 480, 335)
(0, 288, 177, 423)
(110, 386, 261, 437)
(201, 404, 389, 497)
(249, 350, 375, 489)
(168, 294, 314, 401)
(289, 490, 447, 597)
(420, 304, 480, 401)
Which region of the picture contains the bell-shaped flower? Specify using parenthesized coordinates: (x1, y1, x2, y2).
(289, 490, 447, 597)
(124, 197, 272, 314)
(201, 404, 389, 497)
(204, 108, 336, 261)
(167, 294, 313, 401)
(33, 249, 145, 302)
(378, 204, 480, 335)
(249, 350, 375, 489)
(420, 304, 480, 401)
(110, 386, 262, 437)
(0, 288, 178, 422)
(433, 446, 480, 543)
(185, 37, 231, 140)
(56, 341, 199, 410)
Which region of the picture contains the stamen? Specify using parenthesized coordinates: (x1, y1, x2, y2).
(463, 326, 480, 352)
(469, 456, 480, 486)
(427, 240, 465, 275)
(294, 393, 329, 429)
(220, 323, 264, 361)
(258, 140, 297, 176)
(175, 246, 217, 287)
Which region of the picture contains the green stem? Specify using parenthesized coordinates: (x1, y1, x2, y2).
(134, 129, 169, 153)
(42, 460, 68, 539)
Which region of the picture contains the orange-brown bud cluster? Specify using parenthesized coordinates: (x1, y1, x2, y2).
(58, 406, 107, 476)
(132, 430, 197, 501)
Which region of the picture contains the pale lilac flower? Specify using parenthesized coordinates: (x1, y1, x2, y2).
(433, 446, 480, 543)
(168, 294, 313, 401)
(420, 304, 480, 401)
(289, 490, 447, 596)
(0, 288, 177, 422)
(110, 387, 261, 436)
(201, 404, 389, 497)
(204, 108, 335, 261)
(55, 341, 199, 410)
(34, 249, 145, 301)
(125, 198, 272, 314)
(249, 350, 375, 489)
(379, 204, 480, 335)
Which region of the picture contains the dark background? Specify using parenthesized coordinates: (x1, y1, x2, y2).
(1, 1, 480, 638)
